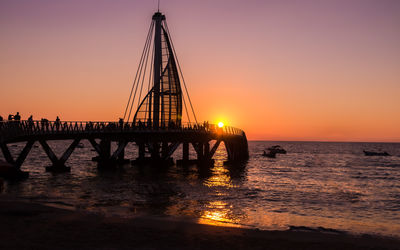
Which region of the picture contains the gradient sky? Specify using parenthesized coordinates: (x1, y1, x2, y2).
(1, 0, 399, 142)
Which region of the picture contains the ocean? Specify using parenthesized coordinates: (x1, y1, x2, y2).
(2, 141, 400, 237)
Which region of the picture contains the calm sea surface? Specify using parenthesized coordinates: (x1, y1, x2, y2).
(2, 141, 400, 237)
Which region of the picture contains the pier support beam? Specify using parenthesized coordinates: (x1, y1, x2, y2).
(138, 142, 145, 160)
(111, 141, 129, 164)
(133, 141, 177, 166)
(201, 142, 214, 165)
(0, 143, 15, 166)
(192, 142, 203, 160)
(90, 139, 128, 167)
(162, 142, 179, 160)
(209, 140, 221, 158)
(176, 142, 194, 165)
(182, 142, 189, 161)
(99, 139, 111, 160)
(150, 143, 160, 159)
(204, 142, 210, 160)
(161, 142, 168, 159)
(39, 139, 81, 172)
(187, 142, 214, 166)
(116, 141, 129, 164)
(0, 141, 33, 179)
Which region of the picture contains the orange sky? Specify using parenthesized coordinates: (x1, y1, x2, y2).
(1, 0, 399, 142)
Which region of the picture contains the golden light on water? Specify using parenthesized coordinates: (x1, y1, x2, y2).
(198, 201, 241, 227)
(204, 147, 233, 188)
(201, 201, 230, 222)
(197, 146, 238, 226)
(203, 166, 233, 188)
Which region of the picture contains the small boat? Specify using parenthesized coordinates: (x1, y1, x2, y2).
(363, 150, 390, 156)
(267, 145, 287, 154)
(262, 150, 276, 158)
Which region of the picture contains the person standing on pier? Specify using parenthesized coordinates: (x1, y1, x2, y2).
(28, 115, 34, 129)
(8, 114, 13, 121)
(55, 116, 60, 131)
(13, 112, 21, 128)
(119, 118, 124, 129)
(14, 112, 21, 121)
(0, 115, 3, 122)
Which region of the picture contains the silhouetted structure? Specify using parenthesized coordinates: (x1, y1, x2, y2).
(0, 11, 248, 178)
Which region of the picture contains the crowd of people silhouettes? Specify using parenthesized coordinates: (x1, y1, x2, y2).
(0, 113, 62, 129)
(0, 113, 218, 134)
(0, 112, 22, 122)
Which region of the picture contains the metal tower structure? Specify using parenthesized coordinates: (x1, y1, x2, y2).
(124, 11, 196, 128)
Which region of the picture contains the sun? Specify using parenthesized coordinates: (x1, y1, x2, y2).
(218, 122, 224, 128)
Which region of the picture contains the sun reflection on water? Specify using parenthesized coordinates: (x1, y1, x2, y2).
(203, 142, 236, 188)
(198, 200, 242, 227)
(203, 166, 234, 188)
(197, 142, 246, 227)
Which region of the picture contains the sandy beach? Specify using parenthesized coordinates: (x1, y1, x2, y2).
(0, 195, 399, 250)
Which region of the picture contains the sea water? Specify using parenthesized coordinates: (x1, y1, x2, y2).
(2, 141, 400, 237)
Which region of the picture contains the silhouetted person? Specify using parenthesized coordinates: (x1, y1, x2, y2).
(119, 118, 124, 128)
(14, 112, 21, 121)
(41, 118, 49, 130)
(28, 115, 34, 129)
(0, 115, 3, 122)
(55, 116, 60, 130)
(8, 114, 13, 121)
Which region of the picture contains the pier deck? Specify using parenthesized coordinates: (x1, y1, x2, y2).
(0, 120, 248, 178)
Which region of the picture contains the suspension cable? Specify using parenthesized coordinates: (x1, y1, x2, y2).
(126, 21, 154, 121)
(182, 88, 191, 125)
(123, 21, 154, 120)
(134, 26, 153, 122)
(127, 21, 154, 121)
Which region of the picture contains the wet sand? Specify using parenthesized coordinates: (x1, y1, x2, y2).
(1, 196, 399, 250)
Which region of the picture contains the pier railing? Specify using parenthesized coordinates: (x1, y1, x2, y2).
(0, 120, 244, 142)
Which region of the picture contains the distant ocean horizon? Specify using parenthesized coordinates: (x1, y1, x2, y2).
(2, 141, 400, 238)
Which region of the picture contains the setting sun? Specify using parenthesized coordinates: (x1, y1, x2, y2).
(218, 122, 224, 128)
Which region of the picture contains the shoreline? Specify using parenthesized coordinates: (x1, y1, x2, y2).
(1, 195, 399, 249)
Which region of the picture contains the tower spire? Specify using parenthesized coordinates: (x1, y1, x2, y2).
(129, 11, 191, 128)
(152, 11, 165, 128)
